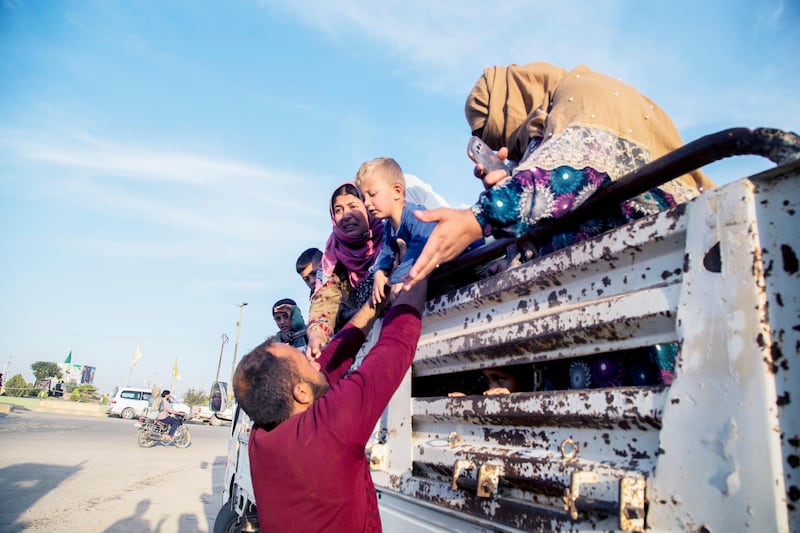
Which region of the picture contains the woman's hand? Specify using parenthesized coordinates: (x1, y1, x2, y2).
(401, 207, 483, 290)
(306, 330, 330, 359)
(474, 146, 511, 189)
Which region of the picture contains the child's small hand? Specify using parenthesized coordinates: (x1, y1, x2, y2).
(388, 282, 404, 304)
(372, 270, 390, 306)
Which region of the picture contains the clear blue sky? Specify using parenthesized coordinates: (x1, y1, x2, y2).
(1, 0, 797, 397)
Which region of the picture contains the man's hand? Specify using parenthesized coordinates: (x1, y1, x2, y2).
(393, 269, 429, 313)
(401, 208, 483, 290)
(388, 282, 404, 304)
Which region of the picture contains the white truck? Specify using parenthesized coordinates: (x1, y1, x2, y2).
(211, 128, 799, 532)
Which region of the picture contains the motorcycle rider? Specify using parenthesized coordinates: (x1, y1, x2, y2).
(156, 390, 181, 441)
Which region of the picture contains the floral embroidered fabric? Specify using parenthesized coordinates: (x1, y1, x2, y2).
(473, 125, 697, 255)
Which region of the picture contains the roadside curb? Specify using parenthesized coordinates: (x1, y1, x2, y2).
(0, 399, 106, 417)
(32, 407, 107, 417)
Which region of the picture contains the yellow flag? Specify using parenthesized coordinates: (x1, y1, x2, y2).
(173, 357, 182, 380)
(130, 342, 143, 369)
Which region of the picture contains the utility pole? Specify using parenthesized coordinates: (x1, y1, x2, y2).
(215, 333, 229, 382)
(228, 302, 248, 399)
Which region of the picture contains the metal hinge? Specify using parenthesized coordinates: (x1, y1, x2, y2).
(563, 471, 646, 532)
(451, 459, 504, 498)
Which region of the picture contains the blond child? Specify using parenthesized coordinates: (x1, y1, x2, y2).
(356, 157, 436, 305)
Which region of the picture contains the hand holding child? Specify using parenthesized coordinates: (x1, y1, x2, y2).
(372, 270, 390, 306)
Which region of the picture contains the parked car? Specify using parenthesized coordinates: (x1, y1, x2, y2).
(191, 404, 229, 426)
(106, 386, 152, 419)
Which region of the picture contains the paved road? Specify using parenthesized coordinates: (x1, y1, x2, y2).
(0, 410, 232, 533)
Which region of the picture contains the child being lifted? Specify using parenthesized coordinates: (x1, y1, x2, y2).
(356, 157, 436, 305)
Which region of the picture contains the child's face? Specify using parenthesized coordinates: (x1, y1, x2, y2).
(360, 173, 402, 221)
(332, 193, 370, 237)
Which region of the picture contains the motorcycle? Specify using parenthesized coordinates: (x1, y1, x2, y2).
(136, 412, 191, 448)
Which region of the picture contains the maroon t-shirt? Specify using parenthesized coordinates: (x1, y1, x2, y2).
(249, 304, 422, 532)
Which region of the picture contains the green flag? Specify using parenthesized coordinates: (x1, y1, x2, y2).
(64, 351, 72, 364)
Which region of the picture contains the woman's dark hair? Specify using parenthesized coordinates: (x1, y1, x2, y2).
(234, 340, 298, 430)
(330, 182, 364, 212)
(161, 390, 171, 398)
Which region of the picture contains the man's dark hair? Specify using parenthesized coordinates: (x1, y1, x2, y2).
(295, 247, 322, 274)
(234, 340, 298, 430)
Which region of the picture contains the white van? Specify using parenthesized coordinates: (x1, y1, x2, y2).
(106, 386, 152, 419)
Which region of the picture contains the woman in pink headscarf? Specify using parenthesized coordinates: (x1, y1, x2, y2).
(306, 182, 384, 358)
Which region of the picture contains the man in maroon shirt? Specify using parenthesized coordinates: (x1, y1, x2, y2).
(233, 278, 427, 532)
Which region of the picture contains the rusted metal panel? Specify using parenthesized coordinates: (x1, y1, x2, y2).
(647, 166, 797, 532)
(416, 209, 687, 377)
(382, 389, 664, 530)
(751, 166, 800, 527)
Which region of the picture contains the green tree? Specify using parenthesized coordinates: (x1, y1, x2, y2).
(3, 374, 30, 397)
(70, 384, 99, 402)
(182, 388, 209, 407)
(31, 361, 62, 381)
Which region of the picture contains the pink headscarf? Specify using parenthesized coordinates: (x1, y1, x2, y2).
(317, 182, 384, 290)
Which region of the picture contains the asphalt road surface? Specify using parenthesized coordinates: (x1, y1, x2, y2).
(0, 409, 232, 532)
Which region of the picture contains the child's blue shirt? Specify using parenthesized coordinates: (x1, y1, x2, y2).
(374, 202, 435, 284)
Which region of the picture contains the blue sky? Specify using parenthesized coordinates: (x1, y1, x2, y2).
(1, 0, 797, 397)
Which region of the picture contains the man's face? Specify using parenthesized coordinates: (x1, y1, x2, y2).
(270, 342, 329, 398)
(298, 262, 317, 291)
(273, 307, 292, 333)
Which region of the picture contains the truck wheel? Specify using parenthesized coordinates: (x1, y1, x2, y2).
(213, 499, 258, 533)
(121, 407, 136, 419)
